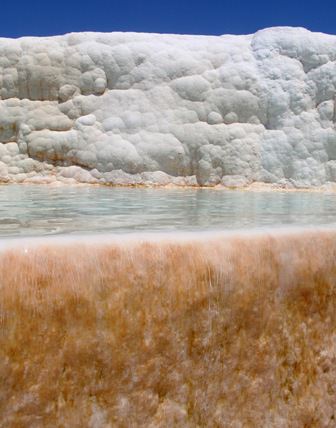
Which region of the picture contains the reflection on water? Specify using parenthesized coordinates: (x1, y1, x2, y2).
(0, 184, 336, 237)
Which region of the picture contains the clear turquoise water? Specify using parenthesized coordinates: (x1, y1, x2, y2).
(0, 185, 336, 237)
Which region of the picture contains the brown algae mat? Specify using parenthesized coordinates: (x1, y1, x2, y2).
(0, 230, 336, 427)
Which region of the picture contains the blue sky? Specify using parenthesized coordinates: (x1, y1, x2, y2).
(2, 0, 336, 38)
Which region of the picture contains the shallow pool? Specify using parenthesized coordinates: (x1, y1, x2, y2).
(0, 185, 336, 237)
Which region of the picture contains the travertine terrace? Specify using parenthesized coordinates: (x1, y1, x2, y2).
(0, 27, 335, 187)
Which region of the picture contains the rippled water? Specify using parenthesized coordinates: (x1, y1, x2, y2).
(0, 184, 336, 237)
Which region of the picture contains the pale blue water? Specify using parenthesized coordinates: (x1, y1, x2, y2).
(0, 184, 335, 237)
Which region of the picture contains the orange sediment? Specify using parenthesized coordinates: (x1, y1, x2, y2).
(1, 230, 336, 426)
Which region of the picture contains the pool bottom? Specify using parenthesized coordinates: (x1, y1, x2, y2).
(1, 229, 335, 426)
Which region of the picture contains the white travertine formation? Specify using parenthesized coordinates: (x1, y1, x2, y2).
(0, 27, 335, 187)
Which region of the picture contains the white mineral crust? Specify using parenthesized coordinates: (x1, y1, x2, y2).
(0, 27, 335, 187)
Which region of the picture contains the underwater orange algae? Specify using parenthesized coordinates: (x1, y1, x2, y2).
(1, 230, 336, 427)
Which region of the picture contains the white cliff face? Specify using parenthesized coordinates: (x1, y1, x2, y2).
(0, 27, 335, 187)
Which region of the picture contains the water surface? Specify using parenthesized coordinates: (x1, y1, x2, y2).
(0, 185, 335, 237)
